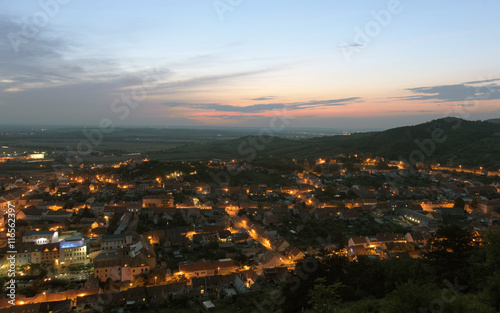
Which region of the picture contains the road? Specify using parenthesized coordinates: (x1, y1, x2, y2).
(432, 166, 500, 176)
(226, 209, 294, 270)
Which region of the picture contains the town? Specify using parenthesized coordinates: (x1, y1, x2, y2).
(1, 153, 499, 312)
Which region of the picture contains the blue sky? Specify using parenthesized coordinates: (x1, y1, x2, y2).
(0, 0, 499, 129)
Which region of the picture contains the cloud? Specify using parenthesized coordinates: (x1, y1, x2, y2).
(338, 42, 365, 48)
(250, 96, 276, 101)
(157, 67, 285, 93)
(398, 79, 500, 103)
(288, 98, 361, 110)
(198, 115, 264, 120)
(162, 102, 283, 113)
(161, 97, 361, 114)
(0, 17, 75, 90)
(464, 78, 500, 85)
(389, 109, 437, 113)
(0, 15, 144, 94)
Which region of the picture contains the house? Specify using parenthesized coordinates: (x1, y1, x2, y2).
(41, 243, 60, 265)
(233, 270, 260, 293)
(31, 288, 100, 304)
(122, 202, 142, 214)
(47, 201, 66, 211)
(405, 231, 432, 247)
(112, 286, 148, 307)
(477, 199, 500, 214)
(16, 206, 45, 221)
(89, 202, 105, 216)
(44, 209, 73, 222)
(399, 208, 439, 226)
(93, 234, 157, 282)
(365, 233, 406, 248)
(435, 207, 466, 216)
(192, 233, 218, 247)
(144, 230, 165, 245)
(263, 214, 283, 227)
(262, 267, 290, 284)
(1, 242, 44, 266)
(287, 246, 305, 261)
(93, 253, 151, 282)
(0, 188, 28, 209)
(313, 207, 339, 220)
(270, 237, 290, 252)
(75, 294, 101, 313)
(103, 205, 127, 216)
(348, 245, 373, 256)
(381, 242, 415, 253)
(142, 195, 174, 208)
(146, 283, 188, 303)
(0, 300, 72, 313)
(101, 234, 132, 251)
(190, 273, 237, 296)
(22, 230, 58, 245)
(179, 259, 237, 278)
(202, 300, 216, 311)
(233, 232, 251, 244)
(259, 251, 281, 268)
(466, 186, 497, 196)
(348, 236, 368, 248)
(339, 209, 360, 221)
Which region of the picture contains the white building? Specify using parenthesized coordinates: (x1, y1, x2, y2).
(60, 236, 88, 266)
(22, 230, 59, 245)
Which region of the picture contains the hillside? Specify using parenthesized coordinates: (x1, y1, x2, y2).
(152, 118, 500, 168)
(486, 118, 500, 124)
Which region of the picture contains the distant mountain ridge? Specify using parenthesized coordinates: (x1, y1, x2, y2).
(486, 118, 500, 124)
(154, 118, 500, 168)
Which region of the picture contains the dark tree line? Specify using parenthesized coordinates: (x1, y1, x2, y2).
(280, 225, 500, 313)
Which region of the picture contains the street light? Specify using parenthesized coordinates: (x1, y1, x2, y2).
(155, 276, 157, 285)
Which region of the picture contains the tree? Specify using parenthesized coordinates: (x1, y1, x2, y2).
(484, 231, 500, 271)
(470, 198, 479, 211)
(131, 274, 146, 288)
(328, 164, 340, 173)
(383, 280, 439, 313)
(336, 201, 346, 210)
(80, 208, 95, 218)
(376, 161, 390, 170)
(425, 225, 474, 282)
(237, 209, 247, 217)
(426, 225, 474, 257)
(454, 197, 465, 208)
(307, 277, 343, 313)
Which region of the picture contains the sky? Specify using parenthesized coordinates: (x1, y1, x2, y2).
(0, 0, 499, 130)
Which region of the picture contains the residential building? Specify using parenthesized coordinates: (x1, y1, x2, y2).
(22, 230, 58, 245)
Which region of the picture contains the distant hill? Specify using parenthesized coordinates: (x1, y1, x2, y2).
(486, 118, 500, 124)
(155, 118, 500, 168)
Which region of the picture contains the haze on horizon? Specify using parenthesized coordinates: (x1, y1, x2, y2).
(0, 0, 499, 130)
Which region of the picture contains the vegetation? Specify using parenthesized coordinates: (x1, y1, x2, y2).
(278, 225, 500, 313)
(160, 118, 500, 169)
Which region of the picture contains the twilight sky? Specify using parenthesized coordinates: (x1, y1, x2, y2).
(0, 0, 499, 129)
